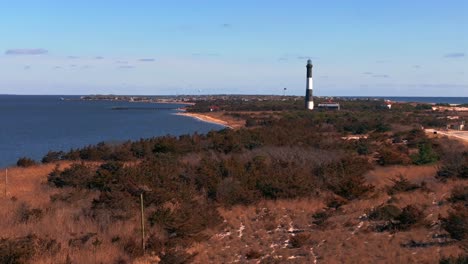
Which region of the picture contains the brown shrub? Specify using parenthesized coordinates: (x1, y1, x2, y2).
(448, 185, 468, 203)
(290, 233, 311, 248)
(48, 163, 95, 188)
(312, 210, 332, 226)
(259, 256, 283, 264)
(326, 195, 348, 209)
(149, 199, 222, 242)
(320, 157, 374, 200)
(437, 152, 468, 180)
(0, 237, 35, 264)
(0, 234, 61, 263)
(123, 238, 142, 257)
(68, 233, 97, 248)
(159, 249, 195, 264)
(216, 177, 254, 206)
(439, 255, 468, 264)
(378, 146, 412, 166)
(387, 175, 420, 195)
(41, 151, 64, 163)
(396, 205, 425, 230)
(145, 233, 165, 256)
(328, 174, 375, 200)
(16, 202, 43, 223)
(370, 204, 425, 232)
(441, 205, 468, 241)
(91, 190, 136, 221)
(16, 157, 37, 167)
(369, 204, 402, 221)
(245, 249, 263, 259)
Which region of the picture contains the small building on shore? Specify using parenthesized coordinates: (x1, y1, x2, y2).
(317, 102, 341, 110)
(209, 105, 220, 112)
(384, 100, 392, 109)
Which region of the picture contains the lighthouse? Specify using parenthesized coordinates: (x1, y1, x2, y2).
(305, 59, 314, 110)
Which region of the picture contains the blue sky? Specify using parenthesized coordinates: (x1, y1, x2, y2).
(0, 0, 466, 96)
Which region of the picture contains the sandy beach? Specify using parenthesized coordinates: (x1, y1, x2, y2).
(176, 112, 244, 129)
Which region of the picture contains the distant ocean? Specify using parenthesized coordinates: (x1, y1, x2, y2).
(0, 95, 224, 168)
(361, 97, 468, 105)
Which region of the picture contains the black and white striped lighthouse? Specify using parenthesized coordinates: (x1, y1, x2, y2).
(305, 59, 314, 110)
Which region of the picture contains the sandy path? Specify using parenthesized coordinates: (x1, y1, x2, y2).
(425, 129, 468, 144)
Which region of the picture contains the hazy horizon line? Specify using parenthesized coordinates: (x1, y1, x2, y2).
(1, 93, 467, 98)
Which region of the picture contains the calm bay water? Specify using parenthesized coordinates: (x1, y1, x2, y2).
(0, 95, 224, 168)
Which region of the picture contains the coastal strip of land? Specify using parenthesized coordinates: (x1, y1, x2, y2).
(74, 95, 195, 105)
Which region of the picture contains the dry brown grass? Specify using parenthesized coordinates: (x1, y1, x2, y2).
(0, 162, 141, 264)
(365, 165, 438, 189)
(190, 165, 467, 264)
(1, 162, 466, 263)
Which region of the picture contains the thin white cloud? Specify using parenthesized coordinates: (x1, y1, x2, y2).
(191, 53, 220, 57)
(372, 74, 390, 78)
(5, 48, 48, 55)
(118, 65, 135, 69)
(444, 52, 465, 58)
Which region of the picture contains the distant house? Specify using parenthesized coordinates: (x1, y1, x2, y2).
(447, 121, 465, 131)
(318, 102, 340, 110)
(384, 100, 392, 109)
(209, 105, 220, 112)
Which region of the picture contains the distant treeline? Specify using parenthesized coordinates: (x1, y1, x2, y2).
(186, 97, 462, 118)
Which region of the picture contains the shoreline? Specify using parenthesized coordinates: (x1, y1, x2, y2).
(175, 112, 235, 129)
(72, 98, 195, 105)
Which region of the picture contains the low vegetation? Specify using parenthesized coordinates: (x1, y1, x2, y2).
(4, 98, 467, 263)
(16, 157, 36, 167)
(441, 206, 468, 241)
